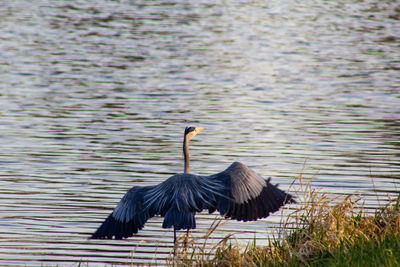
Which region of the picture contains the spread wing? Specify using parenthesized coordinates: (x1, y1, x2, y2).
(91, 162, 295, 239)
(91, 185, 157, 239)
(91, 173, 223, 238)
(204, 162, 295, 221)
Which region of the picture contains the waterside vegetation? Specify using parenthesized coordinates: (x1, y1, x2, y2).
(169, 177, 400, 266)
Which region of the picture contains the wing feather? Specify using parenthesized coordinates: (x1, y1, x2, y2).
(204, 162, 295, 222)
(91, 162, 295, 239)
(91, 185, 157, 239)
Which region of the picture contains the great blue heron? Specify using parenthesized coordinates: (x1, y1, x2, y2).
(91, 126, 295, 246)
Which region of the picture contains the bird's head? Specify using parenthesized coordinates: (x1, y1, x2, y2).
(184, 126, 204, 141)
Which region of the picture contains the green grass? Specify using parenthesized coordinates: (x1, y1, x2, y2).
(314, 235, 400, 267)
(169, 179, 400, 266)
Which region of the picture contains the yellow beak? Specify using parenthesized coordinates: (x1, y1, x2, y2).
(195, 127, 204, 134)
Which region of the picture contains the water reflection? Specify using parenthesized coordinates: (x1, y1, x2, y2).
(0, 0, 399, 265)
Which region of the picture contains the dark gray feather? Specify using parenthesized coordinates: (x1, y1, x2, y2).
(91, 162, 295, 239)
(203, 162, 295, 222)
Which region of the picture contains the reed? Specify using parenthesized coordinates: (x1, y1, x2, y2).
(168, 177, 400, 266)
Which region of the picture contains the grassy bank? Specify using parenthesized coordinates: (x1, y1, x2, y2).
(169, 181, 400, 266)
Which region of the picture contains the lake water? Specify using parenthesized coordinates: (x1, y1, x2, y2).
(0, 0, 399, 265)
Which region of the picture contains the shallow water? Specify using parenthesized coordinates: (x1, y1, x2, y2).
(0, 0, 399, 265)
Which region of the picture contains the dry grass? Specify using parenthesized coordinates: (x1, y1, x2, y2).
(167, 219, 233, 266)
(268, 181, 400, 266)
(167, 176, 400, 266)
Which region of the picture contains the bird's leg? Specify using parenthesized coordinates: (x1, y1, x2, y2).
(183, 229, 189, 248)
(173, 227, 177, 256)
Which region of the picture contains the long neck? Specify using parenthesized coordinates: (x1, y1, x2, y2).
(183, 136, 190, 173)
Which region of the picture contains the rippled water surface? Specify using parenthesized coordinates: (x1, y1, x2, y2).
(1, 0, 399, 265)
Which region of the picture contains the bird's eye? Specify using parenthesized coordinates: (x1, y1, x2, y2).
(185, 126, 196, 134)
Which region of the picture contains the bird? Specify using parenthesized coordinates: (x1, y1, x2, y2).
(91, 126, 295, 246)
